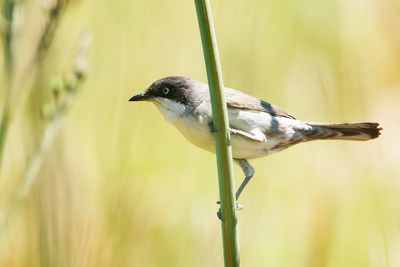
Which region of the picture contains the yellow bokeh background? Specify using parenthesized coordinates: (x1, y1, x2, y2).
(1, 0, 399, 266)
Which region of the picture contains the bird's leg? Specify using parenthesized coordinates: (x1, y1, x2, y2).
(216, 159, 253, 220)
(235, 159, 255, 200)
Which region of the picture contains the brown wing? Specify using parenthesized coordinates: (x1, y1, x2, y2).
(224, 87, 295, 119)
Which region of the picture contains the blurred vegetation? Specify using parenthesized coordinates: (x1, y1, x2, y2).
(0, 0, 399, 266)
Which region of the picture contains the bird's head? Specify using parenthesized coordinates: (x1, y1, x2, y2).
(130, 76, 203, 119)
(129, 76, 196, 105)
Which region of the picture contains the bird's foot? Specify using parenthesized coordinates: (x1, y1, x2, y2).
(217, 209, 223, 220)
(216, 201, 244, 221)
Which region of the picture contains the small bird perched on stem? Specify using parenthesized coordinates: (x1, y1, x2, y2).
(130, 76, 382, 200)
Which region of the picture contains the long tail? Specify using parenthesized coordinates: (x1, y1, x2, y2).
(305, 122, 382, 141)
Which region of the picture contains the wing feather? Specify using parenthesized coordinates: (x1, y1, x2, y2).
(229, 128, 265, 142)
(224, 87, 295, 119)
(202, 85, 294, 144)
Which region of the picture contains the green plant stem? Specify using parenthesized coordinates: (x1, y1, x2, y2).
(194, 1, 240, 266)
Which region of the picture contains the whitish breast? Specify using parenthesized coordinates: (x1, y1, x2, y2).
(170, 114, 216, 154)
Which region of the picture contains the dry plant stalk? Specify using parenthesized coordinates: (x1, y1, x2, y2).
(0, 0, 89, 240)
(0, 32, 90, 235)
(0, 0, 71, 171)
(0, 0, 15, 169)
(35, 0, 70, 62)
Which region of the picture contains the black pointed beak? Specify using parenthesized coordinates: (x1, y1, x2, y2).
(129, 92, 151, 102)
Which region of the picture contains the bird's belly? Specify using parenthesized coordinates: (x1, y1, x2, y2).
(169, 116, 216, 153)
(169, 117, 273, 159)
(230, 136, 273, 159)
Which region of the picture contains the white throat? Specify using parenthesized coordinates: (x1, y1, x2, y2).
(152, 98, 187, 121)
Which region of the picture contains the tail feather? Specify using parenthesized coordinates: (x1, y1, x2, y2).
(306, 122, 382, 141)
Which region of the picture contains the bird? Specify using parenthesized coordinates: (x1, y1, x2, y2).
(129, 76, 382, 200)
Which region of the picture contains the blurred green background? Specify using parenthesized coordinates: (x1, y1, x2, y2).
(1, 0, 399, 266)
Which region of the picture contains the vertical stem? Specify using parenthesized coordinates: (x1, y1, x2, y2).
(194, 1, 240, 266)
(0, 0, 15, 170)
(0, 107, 10, 169)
